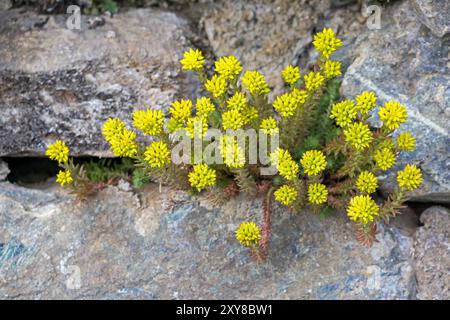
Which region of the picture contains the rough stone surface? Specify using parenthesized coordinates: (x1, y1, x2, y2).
(203, 0, 320, 96)
(0, 0, 12, 11)
(414, 206, 450, 300)
(413, 0, 450, 38)
(341, 0, 450, 202)
(0, 181, 417, 299)
(0, 160, 9, 181)
(0, 9, 195, 157)
(201, 0, 366, 95)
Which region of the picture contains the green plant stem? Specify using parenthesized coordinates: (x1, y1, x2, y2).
(253, 94, 271, 119)
(379, 187, 409, 223)
(281, 88, 324, 151)
(291, 177, 306, 210)
(233, 167, 257, 196)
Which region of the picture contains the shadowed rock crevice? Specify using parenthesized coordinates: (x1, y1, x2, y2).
(0, 156, 134, 187)
(1, 155, 446, 230)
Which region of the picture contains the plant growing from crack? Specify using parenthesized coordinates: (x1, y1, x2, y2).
(46, 28, 423, 260)
(45, 142, 148, 200)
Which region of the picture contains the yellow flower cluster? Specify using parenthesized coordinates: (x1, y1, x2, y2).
(274, 185, 297, 206)
(144, 141, 171, 168)
(344, 122, 373, 150)
(304, 71, 325, 92)
(241, 106, 258, 125)
(356, 171, 378, 194)
(374, 147, 396, 171)
(46, 140, 69, 164)
(281, 65, 301, 85)
(109, 129, 138, 157)
(188, 164, 216, 192)
(102, 118, 125, 143)
(170, 99, 192, 121)
(235, 222, 260, 247)
(205, 74, 228, 98)
(355, 91, 377, 116)
(291, 88, 308, 105)
(396, 132, 416, 151)
(313, 28, 342, 59)
(260, 117, 279, 136)
(102, 118, 139, 157)
(241, 71, 270, 95)
(323, 60, 341, 79)
(397, 164, 423, 191)
(56, 170, 72, 186)
(219, 136, 246, 169)
(273, 92, 298, 118)
(132, 109, 164, 136)
(308, 183, 328, 205)
(270, 148, 299, 181)
(227, 92, 247, 111)
(300, 150, 327, 176)
(330, 100, 357, 128)
(222, 109, 244, 130)
(185, 117, 208, 139)
(215, 56, 243, 80)
(379, 100, 407, 130)
(180, 48, 204, 71)
(196, 97, 215, 117)
(347, 195, 379, 224)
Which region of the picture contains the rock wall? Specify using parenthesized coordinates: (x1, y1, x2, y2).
(0, 182, 418, 299)
(341, 0, 450, 202)
(0, 9, 196, 156)
(0, 0, 449, 300)
(0, 160, 9, 181)
(0, 0, 368, 157)
(414, 206, 450, 300)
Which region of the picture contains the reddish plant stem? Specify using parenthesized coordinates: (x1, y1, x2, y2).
(259, 186, 275, 260)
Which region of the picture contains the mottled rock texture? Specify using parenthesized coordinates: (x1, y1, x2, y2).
(0, 182, 417, 299)
(202, 0, 326, 96)
(200, 0, 367, 97)
(0, 9, 195, 157)
(0, 0, 12, 11)
(0, 160, 9, 181)
(341, 0, 450, 202)
(414, 206, 450, 300)
(413, 0, 450, 37)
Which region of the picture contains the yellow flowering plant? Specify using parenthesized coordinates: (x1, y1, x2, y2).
(45, 140, 116, 199)
(47, 29, 423, 259)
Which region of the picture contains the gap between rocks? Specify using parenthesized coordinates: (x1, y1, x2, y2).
(1, 156, 449, 230)
(1, 156, 127, 185)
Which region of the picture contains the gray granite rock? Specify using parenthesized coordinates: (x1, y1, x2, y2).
(0, 181, 416, 299)
(413, 0, 450, 37)
(0, 0, 12, 11)
(414, 206, 450, 300)
(0, 9, 195, 157)
(341, 0, 450, 202)
(0, 160, 9, 181)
